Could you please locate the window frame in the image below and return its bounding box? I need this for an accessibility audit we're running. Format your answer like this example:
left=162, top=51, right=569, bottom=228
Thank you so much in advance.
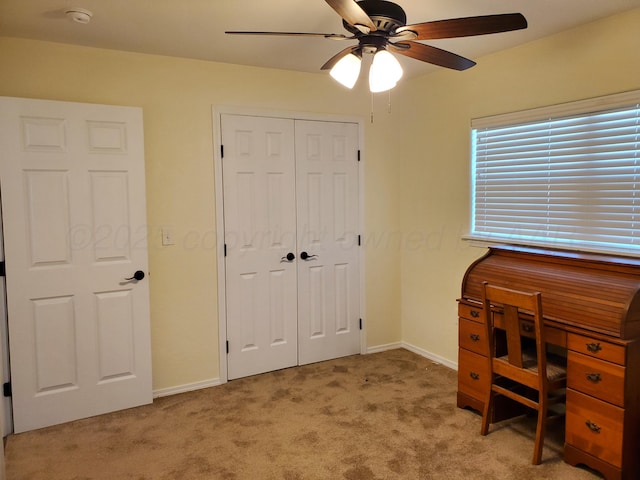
left=466, top=89, right=640, bottom=257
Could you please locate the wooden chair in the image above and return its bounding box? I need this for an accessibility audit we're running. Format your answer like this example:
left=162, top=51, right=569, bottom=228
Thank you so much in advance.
left=480, top=281, right=567, bottom=465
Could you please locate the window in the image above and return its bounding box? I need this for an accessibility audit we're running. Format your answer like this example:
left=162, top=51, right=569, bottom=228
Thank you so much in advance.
left=469, top=90, right=640, bottom=255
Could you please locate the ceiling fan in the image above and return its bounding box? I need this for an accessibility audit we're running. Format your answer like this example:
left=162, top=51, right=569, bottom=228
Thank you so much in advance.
left=226, top=0, right=527, bottom=91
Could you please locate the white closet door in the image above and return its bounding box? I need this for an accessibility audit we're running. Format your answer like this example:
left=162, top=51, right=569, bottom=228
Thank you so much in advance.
left=295, top=120, right=360, bottom=365
left=0, top=96, right=152, bottom=433
left=221, top=114, right=299, bottom=380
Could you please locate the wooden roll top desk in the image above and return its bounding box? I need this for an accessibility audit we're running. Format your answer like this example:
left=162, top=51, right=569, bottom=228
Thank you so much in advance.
left=457, top=246, right=640, bottom=480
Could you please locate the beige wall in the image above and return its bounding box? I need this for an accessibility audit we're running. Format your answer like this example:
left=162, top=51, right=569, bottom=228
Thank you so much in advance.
left=0, top=7, right=638, bottom=392
left=396, top=8, right=640, bottom=364
left=0, top=38, right=403, bottom=391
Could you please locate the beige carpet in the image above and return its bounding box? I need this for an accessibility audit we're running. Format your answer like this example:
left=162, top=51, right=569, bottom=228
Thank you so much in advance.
left=5, top=349, right=603, bottom=479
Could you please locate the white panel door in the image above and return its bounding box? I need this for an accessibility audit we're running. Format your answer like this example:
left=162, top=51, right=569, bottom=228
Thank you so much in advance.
left=295, top=120, right=360, bottom=365
left=0, top=97, right=152, bottom=433
left=221, top=114, right=298, bottom=380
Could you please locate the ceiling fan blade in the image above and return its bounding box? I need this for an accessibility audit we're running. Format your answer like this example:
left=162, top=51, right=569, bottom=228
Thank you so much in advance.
left=396, top=13, right=527, bottom=40
left=324, top=0, right=376, bottom=33
left=225, top=31, right=352, bottom=39
left=321, top=45, right=360, bottom=70
left=391, top=41, right=476, bottom=71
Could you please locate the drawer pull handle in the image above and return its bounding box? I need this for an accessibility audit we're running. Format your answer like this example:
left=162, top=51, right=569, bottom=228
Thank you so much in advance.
left=469, top=372, right=480, bottom=381
left=585, top=420, right=601, bottom=433
left=469, top=334, right=480, bottom=342
left=470, top=310, right=480, bottom=318
left=586, top=342, right=602, bottom=353
left=521, top=323, right=534, bottom=333
left=586, top=373, right=602, bottom=383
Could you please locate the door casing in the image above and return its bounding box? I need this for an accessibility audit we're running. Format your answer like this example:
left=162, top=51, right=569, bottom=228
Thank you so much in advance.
left=212, top=106, right=366, bottom=383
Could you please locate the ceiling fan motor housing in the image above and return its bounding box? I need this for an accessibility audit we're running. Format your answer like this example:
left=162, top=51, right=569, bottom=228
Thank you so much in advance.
left=343, top=0, right=407, bottom=34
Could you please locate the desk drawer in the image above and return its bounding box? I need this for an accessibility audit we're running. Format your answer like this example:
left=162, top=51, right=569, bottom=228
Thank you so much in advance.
left=458, top=348, right=488, bottom=402
left=565, top=389, right=624, bottom=468
left=567, top=333, right=625, bottom=365
left=459, top=303, right=483, bottom=323
left=516, top=319, right=567, bottom=348
left=567, top=351, right=625, bottom=407
left=459, top=318, right=487, bottom=355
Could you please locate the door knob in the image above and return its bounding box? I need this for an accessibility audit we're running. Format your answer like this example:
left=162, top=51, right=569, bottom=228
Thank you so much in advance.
left=125, top=270, right=145, bottom=281
left=300, top=251, right=318, bottom=260
left=281, top=252, right=295, bottom=262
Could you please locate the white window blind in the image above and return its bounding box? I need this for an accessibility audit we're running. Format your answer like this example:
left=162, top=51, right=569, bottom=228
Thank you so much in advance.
left=470, top=90, right=640, bottom=254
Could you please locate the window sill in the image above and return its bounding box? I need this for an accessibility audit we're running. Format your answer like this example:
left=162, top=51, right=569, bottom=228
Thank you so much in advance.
left=461, top=234, right=640, bottom=260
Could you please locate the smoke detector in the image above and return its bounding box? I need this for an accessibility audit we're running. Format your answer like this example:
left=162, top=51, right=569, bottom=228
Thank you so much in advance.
left=66, top=7, right=93, bottom=24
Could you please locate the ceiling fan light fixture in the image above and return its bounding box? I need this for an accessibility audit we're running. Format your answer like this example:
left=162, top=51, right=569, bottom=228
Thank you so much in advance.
left=330, top=53, right=362, bottom=89
left=368, top=49, right=403, bottom=93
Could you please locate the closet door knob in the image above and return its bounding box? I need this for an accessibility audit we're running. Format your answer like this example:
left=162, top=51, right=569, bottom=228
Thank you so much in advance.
left=281, top=253, right=295, bottom=262
left=300, top=251, right=318, bottom=260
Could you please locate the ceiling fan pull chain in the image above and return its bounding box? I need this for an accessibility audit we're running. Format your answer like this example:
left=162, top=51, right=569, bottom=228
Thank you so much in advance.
left=370, top=91, right=375, bottom=124
left=388, top=89, right=392, bottom=114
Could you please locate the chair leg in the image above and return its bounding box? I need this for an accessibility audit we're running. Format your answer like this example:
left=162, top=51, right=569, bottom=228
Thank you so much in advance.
left=532, top=402, right=548, bottom=465
left=480, top=389, right=493, bottom=436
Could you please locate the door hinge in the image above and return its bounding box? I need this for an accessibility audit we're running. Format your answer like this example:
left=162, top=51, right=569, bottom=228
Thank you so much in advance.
left=359, top=318, right=363, bottom=330
left=226, top=340, right=229, bottom=354
left=0, top=261, right=5, bottom=277
left=3, top=382, right=11, bottom=397
left=358, top=235, right=361, bottom=246
left=224, top=244, right=227, bottom=257
left=357, top=150, right=361, bottom=162
left=220, top=145, right=224, bottom=158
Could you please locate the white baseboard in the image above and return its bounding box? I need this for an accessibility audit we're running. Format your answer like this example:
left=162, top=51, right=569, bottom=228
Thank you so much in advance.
left=400, top=342, right=458, bottom=370
left=367, top=341, right=458, bottom=371
left=153, top=378, right=222, bottom=399
left=366, top=342, right=403, bottom=354
left=154, top=343, right=457, bottom=399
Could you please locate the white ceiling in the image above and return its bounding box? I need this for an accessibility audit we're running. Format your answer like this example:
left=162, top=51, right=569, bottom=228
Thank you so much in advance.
left=1, top=0, right=638, bottom=78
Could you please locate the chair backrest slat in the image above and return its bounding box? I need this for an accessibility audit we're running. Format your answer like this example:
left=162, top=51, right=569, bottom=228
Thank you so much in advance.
left=503, top=304, right=524, bottom=368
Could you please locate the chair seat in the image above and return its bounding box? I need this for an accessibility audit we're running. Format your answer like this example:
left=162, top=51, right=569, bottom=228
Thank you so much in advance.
left=496, top=349, right=567, bottom=382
